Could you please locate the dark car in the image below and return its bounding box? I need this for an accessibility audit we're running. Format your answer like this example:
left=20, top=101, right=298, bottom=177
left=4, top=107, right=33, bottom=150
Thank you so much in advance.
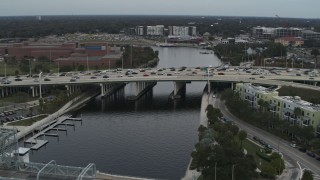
left=44, top=78, right=51, bottom=81
left=299, top=147, right=307, bottom=153
left=90, top=76, right=97, bottom=79
left=307, top=151, right=316, bottom=158
left=253, top=136, right=260, bottom=141
left=167, top=73, right=172, bottom=76
left=15, top=78, right=22, bottom=81
left=102, top=75, right=109, bottom=79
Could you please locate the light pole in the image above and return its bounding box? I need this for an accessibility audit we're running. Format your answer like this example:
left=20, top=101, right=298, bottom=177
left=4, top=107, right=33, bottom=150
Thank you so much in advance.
left=122, top=55, right=124, bottom=70
left=232, top=164, right=238, bottom=180
left=29, top=58, right=32, bottom=78
left=57, top=60, right=60, bottom=75
left=215, top=162, right=217, bottom=180
left=207, top=65, right=212, bottom=94
left=86, top=56, right=89, bottom=74
left=39, top=72, right=43, bottom=99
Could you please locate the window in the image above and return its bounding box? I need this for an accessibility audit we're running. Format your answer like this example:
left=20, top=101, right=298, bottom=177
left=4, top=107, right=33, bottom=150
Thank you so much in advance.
left=278, top=102, right=280, bottom=106
left=284, top=103, right=286, bottom=108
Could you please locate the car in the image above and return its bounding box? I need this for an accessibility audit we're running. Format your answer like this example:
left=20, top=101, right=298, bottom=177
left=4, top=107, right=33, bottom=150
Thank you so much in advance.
left=249, top=77, right=255, bottom=80
left=132, top=72, right=138, bottom=75
left=309, top=77, right=314, bottom=80
left=290, top=144, right=297, bottom=148
left=102, top=75, right=109, bottom=79
left=265, top=144, right=273, bottom=150
left=44, top=78, right=51, bottom=81
left=72, top=76, right=80, bottom=79
left=150, top=71, right=156, bottom=75
left=90, top=76, right=97, bottom=79
left=33, top=79, right=39, bottom=82
left=143, top=73, right=149, bottom=77
left=192, top=71, right=197, bottom=74
left=316, top=156, right=320, bottom=161
left=15, top=78, right=22, bottom=81
left=218, top=72, right=224, bottom=75
left=167, top=73, right=172, bottom=76
left=259, top=76, right=265, bottom=78
left=212, top=95, right=216, bottom=98
left=307, top=151, right=316, bottom=158
left=128, top=75, right=134, bottom=77
left=60, top=73, right=66, bottom=76
left=299, top=147, right=307, bottom=153
left=253, top=136, right=260, bottom=141
left=70, top=78, right=76, bottom=82
left=157, top=72, right=164, bottom=75
left=1, top=80, right=11, bottom=84
left=117, top=75, right=123, bottom=78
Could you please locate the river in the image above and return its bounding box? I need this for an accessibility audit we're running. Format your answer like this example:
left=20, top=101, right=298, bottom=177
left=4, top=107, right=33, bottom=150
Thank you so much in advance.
left=28, top=47, right=221, bottom=180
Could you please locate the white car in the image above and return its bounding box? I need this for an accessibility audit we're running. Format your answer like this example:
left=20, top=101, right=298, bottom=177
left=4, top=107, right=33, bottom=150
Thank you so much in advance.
left=212, top=95, right=216, bottom=98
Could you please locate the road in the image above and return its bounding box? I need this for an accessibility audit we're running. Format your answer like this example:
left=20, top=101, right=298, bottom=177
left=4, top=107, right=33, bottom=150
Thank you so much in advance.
left=216, top=97, right=320, bottom=178
left=1, top=67, right=320, bottom=92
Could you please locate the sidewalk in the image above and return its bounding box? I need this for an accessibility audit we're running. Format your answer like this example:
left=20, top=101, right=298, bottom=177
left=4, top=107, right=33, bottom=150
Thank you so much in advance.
left=181, top=91, right=215, bottom=180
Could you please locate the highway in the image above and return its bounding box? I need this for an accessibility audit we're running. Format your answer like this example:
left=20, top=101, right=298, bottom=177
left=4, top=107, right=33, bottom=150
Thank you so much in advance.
left=1, top=67, right=320, bottom=91
left=216, top=97, right=320, bottom=178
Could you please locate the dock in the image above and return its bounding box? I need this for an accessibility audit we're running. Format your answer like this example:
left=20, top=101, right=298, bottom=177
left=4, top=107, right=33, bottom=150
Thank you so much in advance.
left=24, top=114, right=82, bottom=150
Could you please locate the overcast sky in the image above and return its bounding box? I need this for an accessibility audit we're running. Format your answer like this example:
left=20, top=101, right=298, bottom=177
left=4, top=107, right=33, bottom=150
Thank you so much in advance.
left=0, top=0, right=319, bottom=18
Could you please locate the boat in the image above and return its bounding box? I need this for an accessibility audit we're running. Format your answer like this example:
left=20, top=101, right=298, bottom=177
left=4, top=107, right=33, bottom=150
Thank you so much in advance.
left=157, top=43, right=176, bottom=47
left=200, top=51, right=210, bottom=54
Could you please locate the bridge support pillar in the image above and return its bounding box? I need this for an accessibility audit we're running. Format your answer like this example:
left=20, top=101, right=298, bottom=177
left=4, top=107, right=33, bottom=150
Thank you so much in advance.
left=30, top=86, right=35, bottom=97
left=127, top=81, right=157, bottom=101
left=1, top=88, right=3, bottom=97
left=65, top=85, right=70, bottom=96
left=100, top=83, right=126, bottom=98
left=172, top=81, right=186, bottom=99
left=231, top=83, right=234, bottom=90
left=208, top=81, right=211, bottom=93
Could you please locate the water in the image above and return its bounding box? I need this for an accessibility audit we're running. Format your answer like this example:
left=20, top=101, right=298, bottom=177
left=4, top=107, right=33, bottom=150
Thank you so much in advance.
left=28, top=47, right=221, bottom=179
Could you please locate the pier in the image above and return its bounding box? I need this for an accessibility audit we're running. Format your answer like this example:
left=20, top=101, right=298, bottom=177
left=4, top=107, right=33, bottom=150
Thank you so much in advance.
left=24, top=115, right=82, bottom=150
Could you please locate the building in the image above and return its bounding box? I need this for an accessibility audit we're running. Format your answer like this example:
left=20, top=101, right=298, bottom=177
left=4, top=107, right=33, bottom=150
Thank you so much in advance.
left=252, top=27, right=302, bottom=39
left=0, top=42, right=76, bottom=60
left=302, top=30, right=320, bottom=40
left=136, top=26, right=145, bottom=36
left=271, top=96, right=320, bottom=128
left=168, top=26, right=197, bottom=37
left=274, top=37, right=304, bottom=47
left=235, top=83, right=320, bottom=134
left=235, top=83, right=279, bottom=108
left=146, top=25, right=164, bottom=36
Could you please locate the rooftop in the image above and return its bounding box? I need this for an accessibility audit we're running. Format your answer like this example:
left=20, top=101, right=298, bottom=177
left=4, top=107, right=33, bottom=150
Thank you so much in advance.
left=274, top=96, right=320, bottom=111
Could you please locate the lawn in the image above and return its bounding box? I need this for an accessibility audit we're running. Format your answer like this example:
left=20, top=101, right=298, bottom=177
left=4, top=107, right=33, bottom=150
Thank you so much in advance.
left=7, top=115, right=48, bottom=126
left=242, top=139, right=269, bottom=169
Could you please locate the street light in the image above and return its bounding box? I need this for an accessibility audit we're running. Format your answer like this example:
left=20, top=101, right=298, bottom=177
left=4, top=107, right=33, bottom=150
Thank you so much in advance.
left=28, top=58, right=32, bottom=78
left=207, top=65, right=212, bottom=94
left=232, top=164, right=238, bottom=180
left=39, top=72, right=42, bottom=99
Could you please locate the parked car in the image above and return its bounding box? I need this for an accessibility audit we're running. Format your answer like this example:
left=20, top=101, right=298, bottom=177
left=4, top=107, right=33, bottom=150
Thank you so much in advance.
left=307, top=151, right=316, bottom=158
left=299, top=147, right=307, bottom=153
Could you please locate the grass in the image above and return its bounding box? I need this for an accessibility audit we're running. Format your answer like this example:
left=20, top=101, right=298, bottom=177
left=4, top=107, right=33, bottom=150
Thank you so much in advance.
left=0, top=94, right=37, bottom=106
left=7, top=115, right=48, bottom=126
left=242, top=139, right=269, bottom=169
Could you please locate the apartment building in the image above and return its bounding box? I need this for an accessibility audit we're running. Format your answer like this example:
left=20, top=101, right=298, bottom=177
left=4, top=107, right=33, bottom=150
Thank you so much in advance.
left=235, top=83, right=278, bottom=108
left=235, top=83, right=320, bottom=134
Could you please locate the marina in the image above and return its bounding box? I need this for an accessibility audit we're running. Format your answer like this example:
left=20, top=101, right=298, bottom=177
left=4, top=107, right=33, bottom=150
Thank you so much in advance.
left=24, top=115, right=82, bottom=150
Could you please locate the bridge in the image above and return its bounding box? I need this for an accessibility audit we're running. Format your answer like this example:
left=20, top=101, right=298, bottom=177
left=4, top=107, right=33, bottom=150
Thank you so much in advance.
left=1, top=67, right=319, bottom=100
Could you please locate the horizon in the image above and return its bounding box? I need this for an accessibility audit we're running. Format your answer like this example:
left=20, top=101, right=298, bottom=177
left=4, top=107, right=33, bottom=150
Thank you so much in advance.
left=1, top=0, right=319, bottom=19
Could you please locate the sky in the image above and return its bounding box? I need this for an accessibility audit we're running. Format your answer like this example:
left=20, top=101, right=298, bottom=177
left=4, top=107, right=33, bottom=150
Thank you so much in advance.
left=0, top=0, right=319, bottom=18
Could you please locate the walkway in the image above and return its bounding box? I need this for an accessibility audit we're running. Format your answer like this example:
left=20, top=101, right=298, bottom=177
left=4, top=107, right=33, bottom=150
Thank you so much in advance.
left=181, top=89, right=217, bottom=180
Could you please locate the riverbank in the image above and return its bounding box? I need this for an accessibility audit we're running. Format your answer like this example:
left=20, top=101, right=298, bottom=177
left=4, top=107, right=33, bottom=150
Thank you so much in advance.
left=181, top=88, right=217, bottom=180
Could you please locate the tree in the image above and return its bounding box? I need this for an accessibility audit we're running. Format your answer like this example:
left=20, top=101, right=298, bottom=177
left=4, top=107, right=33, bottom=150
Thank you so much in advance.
left=78, top=65, right=85, bottom=71
left=294, top=107, right=302, bottom=117
left=230, top=125, right=239, bottom=136
left=311, top=49, right=319, bottom=69
left=238, top=130, right=247, bottom=148
left=270, top=158, right=285, bottom=175
left=302, top=170, right=314, bottom=180
left=60, top=65, right=72, bottom=72
left=261, top=164, right=277, bottom=178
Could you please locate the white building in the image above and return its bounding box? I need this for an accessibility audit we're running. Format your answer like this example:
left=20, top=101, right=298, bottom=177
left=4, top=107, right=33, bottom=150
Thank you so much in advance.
left=146, top=25, right=164, bottom=36
left=168, top=26, right=196, bottom=37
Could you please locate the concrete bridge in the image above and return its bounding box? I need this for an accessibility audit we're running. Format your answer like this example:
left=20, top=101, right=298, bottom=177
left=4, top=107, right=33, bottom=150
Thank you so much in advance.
left=1, top=67, right=320, bottom=100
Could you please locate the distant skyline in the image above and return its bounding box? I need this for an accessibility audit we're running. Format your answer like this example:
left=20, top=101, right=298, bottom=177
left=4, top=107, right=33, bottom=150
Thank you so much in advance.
left=0, top=0, right=319, bottom=18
